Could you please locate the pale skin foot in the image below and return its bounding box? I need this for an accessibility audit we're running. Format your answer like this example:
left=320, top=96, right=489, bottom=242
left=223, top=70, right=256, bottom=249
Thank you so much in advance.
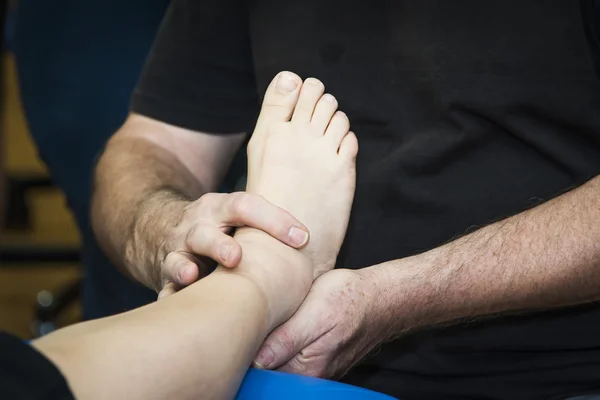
left=244, top=72, right=358, bottom=273
left=219, top=72, right=358, bottom=329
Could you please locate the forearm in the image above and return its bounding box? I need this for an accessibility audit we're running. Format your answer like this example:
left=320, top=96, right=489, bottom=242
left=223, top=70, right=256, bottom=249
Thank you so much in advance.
left=368, top=176, right=600, bottom=336
left=92, top=117, right=205, bottom=287
left=33, top=232, right=310, bottom=400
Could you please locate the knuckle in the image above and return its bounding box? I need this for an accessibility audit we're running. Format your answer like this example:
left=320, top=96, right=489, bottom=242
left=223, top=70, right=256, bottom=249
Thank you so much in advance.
left=199, top=192, right=217, bottom=204
left=195, top=193, right=221, bottom=216
left=185, top=224, right=198, bottom=244
left=194, top=194, right=211, bottom=210
left=309, top=356, right=332, bottom=378
left=266, top=220, right=283, bottom=236
left=186, top=223, right=207, bottom=246
left=163, top=251, right=179, bottom=266
left=231, top=192, right=257, bottom=216
left=289, top=357, right=309, bottom=374
left=266, top=218, right=288, bottom=237
left=277, top=330, right=297, bottom=356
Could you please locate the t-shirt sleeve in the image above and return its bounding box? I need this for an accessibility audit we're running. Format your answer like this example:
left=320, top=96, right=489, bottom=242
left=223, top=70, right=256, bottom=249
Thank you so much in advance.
left=0, top=332, right=74, bottom=400
left=130, top=0, right=260, bottom=134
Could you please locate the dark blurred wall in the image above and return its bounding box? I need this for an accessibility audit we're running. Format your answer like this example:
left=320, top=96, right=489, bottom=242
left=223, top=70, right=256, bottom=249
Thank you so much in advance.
left=13, top=0, right=169, bottom=319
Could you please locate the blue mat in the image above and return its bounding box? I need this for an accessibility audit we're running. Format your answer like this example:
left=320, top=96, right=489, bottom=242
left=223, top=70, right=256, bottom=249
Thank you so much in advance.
left=237, top=368, right=397, bottom=400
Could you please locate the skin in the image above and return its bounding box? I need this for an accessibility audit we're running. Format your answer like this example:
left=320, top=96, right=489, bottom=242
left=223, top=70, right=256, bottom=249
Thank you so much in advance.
left=34, top=240, right=308, bottom=400
left=92, top=114, right=310, bottom=294
left=35, top=72, right=358, bottom=399
left=254, top=175, right=600, bottom=379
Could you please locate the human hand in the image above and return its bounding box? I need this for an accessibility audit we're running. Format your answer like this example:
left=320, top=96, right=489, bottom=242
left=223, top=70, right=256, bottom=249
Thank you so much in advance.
left=157, top=192, right=309, bottom=298
left=253, top=268, right=385, bottom=379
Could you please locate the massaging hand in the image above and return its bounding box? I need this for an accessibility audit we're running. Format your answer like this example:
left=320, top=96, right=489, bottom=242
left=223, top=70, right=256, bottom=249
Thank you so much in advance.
left=158, top=192, right=309, bottom=298
left=253, top=268, right=383, bottom=379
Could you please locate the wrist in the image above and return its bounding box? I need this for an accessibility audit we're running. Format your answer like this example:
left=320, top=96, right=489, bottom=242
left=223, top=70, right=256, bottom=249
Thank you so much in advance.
left=354, top=264, right=398, bottom=339
left=358, top=252, right=440, bottom=338
left=368, top=244, right=487, bottom=338
left=125, top=189, right=191, bottom=290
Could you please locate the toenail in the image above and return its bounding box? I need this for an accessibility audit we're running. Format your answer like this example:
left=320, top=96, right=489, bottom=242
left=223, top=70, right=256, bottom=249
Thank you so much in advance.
left=305, top=78, right=322, bottom=87
left=276, top=73, right=299, bottom=93
left=323, top=93, right=336, bottom=103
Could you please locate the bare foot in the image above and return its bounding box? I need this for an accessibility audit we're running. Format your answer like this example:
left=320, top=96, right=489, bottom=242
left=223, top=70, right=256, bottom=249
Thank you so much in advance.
left=244, top=72, right=358, bottom=278
left=215, top=72, right=358, bottom=330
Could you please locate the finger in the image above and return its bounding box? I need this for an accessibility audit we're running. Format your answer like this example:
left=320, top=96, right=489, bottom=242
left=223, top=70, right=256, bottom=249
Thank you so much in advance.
left=277, top=354, right=313, bottom=375
left=253, top=311, right=322, bottom=369
left=157, top=281, right=179, bottom=300
left=277, top=351, right=329, bottom=378
left=185, top=224, right=243, bottom=268
left=217, top=192, right=310, bottom=248
left=162, top=251, right=201, bottom=286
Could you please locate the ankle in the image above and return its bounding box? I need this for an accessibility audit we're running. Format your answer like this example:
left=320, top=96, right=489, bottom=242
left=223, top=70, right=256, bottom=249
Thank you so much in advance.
left=230, top=227, right=313, bottom=329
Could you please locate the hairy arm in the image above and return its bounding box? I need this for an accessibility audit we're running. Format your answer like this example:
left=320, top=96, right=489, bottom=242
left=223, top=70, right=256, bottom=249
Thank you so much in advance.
left=366, top=176, right=600, bottom=336
left=92, top=113, right=246, bottom=287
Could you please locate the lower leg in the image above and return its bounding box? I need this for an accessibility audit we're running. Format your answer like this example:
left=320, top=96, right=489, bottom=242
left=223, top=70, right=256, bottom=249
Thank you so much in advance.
left=33, top=237, right=306, bottom=400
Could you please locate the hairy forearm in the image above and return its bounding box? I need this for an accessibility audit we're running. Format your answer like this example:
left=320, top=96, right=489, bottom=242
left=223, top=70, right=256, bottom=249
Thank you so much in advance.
left=368, top=176, right=600, bottom=337
left=91, top=119, right=204, bottom=286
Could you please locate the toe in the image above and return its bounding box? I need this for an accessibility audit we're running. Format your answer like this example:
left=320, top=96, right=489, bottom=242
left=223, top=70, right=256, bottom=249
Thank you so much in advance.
left=257, top=71, right=302, bottom=125
left=291, top=78, right=325, bottom=123
left=338, top=131, right=359, bottom=160
left=325, top=111, right=350, bottom=147
left=311, top=94, right=338, bottom=134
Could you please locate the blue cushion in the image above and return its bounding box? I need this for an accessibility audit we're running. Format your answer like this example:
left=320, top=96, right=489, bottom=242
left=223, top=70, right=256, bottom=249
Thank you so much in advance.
left=237, top=368, right=397, bottom=400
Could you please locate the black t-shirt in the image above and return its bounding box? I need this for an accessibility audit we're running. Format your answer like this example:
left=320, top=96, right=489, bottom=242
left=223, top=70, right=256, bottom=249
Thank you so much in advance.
left=131, top=1, right=600, bottom=399
left=0, top=332, right=74, bottom=399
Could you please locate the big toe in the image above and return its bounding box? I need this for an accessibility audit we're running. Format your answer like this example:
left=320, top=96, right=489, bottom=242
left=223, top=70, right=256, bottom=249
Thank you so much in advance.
left=257, top=71, right=303, bottom=125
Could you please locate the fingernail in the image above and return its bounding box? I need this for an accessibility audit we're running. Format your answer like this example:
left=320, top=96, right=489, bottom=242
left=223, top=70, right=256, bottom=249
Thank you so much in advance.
left=178, top=265, right=192, bottom=282
left=254, top=346, right=275, bottom=369
left=288, top=226, right=309, bottom=247
left=276, top=72, right=298, bottom=93
left=220, top=244, right=232, bottom=263
left=182, top=265, right=194, bottom=280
